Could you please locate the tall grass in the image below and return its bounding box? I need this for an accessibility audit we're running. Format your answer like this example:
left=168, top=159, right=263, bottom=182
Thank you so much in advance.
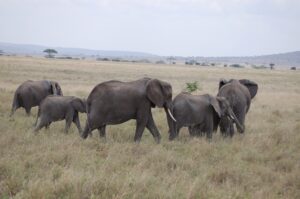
left=0, top=56, right=299, bottom=198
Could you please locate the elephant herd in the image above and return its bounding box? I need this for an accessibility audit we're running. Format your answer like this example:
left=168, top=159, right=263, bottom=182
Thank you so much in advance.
left=10, top=78, right=258, bottom=143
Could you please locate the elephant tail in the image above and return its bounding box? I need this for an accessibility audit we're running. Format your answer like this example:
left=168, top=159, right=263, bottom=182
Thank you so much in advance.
left=10, top=92, right=20, bottom=116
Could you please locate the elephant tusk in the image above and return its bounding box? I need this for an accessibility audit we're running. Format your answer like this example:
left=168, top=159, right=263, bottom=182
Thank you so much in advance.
left=168, top=109, right=177, bottom=122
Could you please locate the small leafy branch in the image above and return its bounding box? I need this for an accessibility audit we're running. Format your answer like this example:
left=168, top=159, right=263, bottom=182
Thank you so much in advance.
left=185, top=81, right=199, bottom=93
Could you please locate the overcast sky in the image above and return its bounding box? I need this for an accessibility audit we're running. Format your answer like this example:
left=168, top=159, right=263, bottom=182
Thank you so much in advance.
left=0, top=0, right=299, bottom=56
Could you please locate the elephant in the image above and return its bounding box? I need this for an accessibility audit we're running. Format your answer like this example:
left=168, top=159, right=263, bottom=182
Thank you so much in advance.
left=217, top=79, right=258, bottom=137
left=168, top=93, right=244, bottom=140
left=34, top=96, right=86, bottom=133
left=81, top=78, right=176, bottom=143
left=10, top=80, right=63, bottom=116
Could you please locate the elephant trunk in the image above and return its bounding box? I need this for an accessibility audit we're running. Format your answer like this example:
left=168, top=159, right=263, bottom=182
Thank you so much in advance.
left=229, top=109, right=244, bottom=133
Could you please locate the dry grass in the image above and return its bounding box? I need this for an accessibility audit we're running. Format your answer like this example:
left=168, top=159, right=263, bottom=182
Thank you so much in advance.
left=0, top=56, right=299, bottom=198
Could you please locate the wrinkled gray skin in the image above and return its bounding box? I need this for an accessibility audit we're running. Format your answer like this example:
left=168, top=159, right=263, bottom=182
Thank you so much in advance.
left=218, top=79, right=258, bottom=137
left=10, top=80, right=63, bottom=116
left=81, top=78, right=175, bottom=143
left=34, top=96, right=86, bottom=133
left=168, top=93, right=244, bottom=140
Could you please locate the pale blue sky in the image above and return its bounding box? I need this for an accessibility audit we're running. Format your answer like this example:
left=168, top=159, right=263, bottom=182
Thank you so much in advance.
left=0, top=0, right=299, bottom=56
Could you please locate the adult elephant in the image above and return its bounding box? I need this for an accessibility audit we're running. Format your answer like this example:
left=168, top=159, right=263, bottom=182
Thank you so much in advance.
left=218, top=79, right=258, bottom=137
left=81, top=78, right=176, bottom=143
left=10, top=80, right=63, bottom=116
left=34, top=96, right=86, bottom=133
left=168, top=93, right=243, bottom=140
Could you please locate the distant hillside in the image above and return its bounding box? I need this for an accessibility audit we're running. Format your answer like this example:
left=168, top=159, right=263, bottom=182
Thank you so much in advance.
left=189, top=51, right=300, bottom=67
left=0, top=42, right=299, bottom=67
left=0, top=42, right=158, bottom=59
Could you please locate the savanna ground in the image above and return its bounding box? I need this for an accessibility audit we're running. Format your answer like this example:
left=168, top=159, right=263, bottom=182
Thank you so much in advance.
left=0, top=56, right=299, bottom=199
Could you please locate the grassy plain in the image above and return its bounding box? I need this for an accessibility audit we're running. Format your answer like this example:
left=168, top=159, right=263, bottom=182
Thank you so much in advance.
left=0, top=56, right=299, bottom=198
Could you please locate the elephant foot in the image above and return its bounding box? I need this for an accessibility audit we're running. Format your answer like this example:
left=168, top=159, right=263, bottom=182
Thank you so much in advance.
left=154, top=136, right=161, bottom=144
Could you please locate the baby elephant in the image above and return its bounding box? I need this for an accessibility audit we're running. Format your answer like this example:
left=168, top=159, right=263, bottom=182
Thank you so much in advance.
left=168, top=93, right=244, bottom=140
left=34, top=96, right=86, bottom=133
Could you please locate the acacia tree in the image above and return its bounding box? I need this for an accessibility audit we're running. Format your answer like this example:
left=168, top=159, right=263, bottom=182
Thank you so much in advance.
left=43, top=49, right=57, bottom=58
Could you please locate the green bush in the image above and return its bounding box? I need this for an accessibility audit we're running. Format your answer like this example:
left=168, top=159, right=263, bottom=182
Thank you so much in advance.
left=185, top=81, right=199, bottom=93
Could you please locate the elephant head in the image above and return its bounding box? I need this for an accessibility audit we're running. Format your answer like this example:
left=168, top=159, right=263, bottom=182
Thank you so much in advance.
left=219, top=79, right=258, bottom=99
left=71, top=98, right=86, bottom=113
left=210, top=96, right=244, bottom=132
left=146, top=79, right=176, bottom=122
left=50, top=81, right=63, bottom=96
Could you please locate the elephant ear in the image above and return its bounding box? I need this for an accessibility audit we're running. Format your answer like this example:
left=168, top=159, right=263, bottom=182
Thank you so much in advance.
left=219, top=79, right=229, bottom=90
left=50, top=81, right=58, bottom=95
left=239, top=79, right=258, bottom=99
left=210, top=96, right=223, bottom=118
left=55, top=82, right=63, bottom=96
left=146, top=79, right=164, bottom=108
left=71, top=98, right=86, bottom=113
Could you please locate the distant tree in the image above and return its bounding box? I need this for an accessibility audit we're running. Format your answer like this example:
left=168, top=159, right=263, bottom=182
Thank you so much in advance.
left=290, top=67, right=296, bottom=70
left=0, top=50, right=3, bottom=55
left=43, top=49, right=57, bottom=58
left=185, top=60, right=195, bottom=65
left=167, top=56, right=176, bottom=64
left=269, top=63, right=275, bottom=70
left=156, top=60, right=166, bottom=64
left=224, top=64, right=228, bottom=67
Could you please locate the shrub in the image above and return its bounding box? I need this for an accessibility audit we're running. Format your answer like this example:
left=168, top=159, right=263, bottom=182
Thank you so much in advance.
left=230, top=64, right=244, bottom=68
left=185, top=81, right=199, bottom=93
left=252, top=65, right=268, bottom=69
left=155, top=60, right=166, bottom=64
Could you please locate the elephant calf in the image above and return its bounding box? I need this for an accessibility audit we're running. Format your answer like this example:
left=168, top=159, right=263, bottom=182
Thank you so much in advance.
left=168, top=93, right=244, bottom=140
left=34, top=96, right=86, bottom=133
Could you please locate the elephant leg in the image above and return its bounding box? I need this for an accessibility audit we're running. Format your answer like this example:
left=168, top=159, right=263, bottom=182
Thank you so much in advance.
left=64, top=119, right=72, bottom=134
left=72, top=112, right=82, bottom=134
left=34, top=117, right=46, bottom=132
left=10, top=105, right=19, bottom=117
left=45, top=122, right=51, bottom=129
left=145, top=114, right=161, bottom=144
left=25, top=107, right=31, bottom=116
left=189, top=125, right=201, bottom=137
left=82, top=120, right=93, bottom=139
left=205, top=124, right=213, bottom=140
left=170, top=122, right=183, bottom=140
left=188, top=126, right=195, bottom=137
left=134, top=121, right=147, bottom=143
left=229, top=123, right=234, bottom=137
left=134, top=110, right=148, bottom=143
left=65, top=110, right=75, bottom=133
left=98, top=125, right=106, bottom=138
left=220, top=117, right=230, bottom=137
left=235, top=110, right=246, bottom=134
left=169, top=121, right=179, bottom=140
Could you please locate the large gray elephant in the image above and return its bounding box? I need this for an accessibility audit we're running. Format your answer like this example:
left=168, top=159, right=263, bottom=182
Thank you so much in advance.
left=81, top=78, right=176, bottom=143
left=217, top=79, right=258, bottom=137
left=10, top=80, right=63, bottom=116
left=168, top=93, right=243, bottom=140
left=34, top=96, right=86, bottom=133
